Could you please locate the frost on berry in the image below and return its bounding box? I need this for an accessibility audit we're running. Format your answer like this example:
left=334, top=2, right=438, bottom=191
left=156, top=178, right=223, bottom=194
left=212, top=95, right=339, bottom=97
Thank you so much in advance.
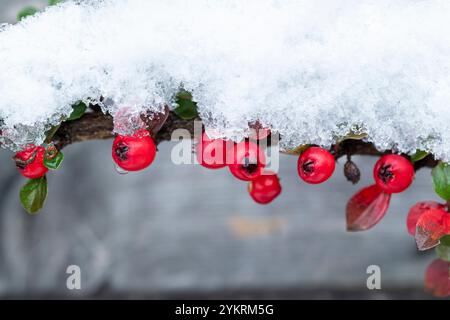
left=415, top=209, right=449, bottom=251
left=424, top=259, right=450, bottom=298
left=113, top=107, right=147, bottom=136
left=346, top=184, right=391, bottom=231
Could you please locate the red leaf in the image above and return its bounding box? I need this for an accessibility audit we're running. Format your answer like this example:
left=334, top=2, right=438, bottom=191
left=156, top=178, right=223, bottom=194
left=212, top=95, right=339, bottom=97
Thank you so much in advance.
left=407, top=201, right=445, bottom=236
left=424, top=259, right=450, bottom=298
left=346, top=184, right=391, bottom=231
left=415, top=209, right=449, bottom=251
left=142, top=105, right=170, bottom=136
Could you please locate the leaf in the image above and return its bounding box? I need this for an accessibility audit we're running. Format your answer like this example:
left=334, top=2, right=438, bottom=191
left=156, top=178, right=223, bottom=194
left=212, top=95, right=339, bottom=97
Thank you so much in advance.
left=141, top=105, right=170, bottom=135
left=48, top=0, right=62, bottom=5
left=173, top=91, right=198, bottom=120
left=432, top=162, right=450, bottom=200
left=436, top=235, right=450, bottom=262
left=45, top=124, right=61, bottom=144
left=67, top=102, right=87, bottom=121
left=44, top=150, right=64, bottom=170
left=346, top=184, right=391, bottom=231
left=283, top=144, right=310, bottom=155
left=410, top=150, right=428, bottom=163
left=415, top=209, right=448, bottom=251
left=424, top=259, right=450, bottom=298
left=406, top=201, right=445, bottom=236
left=339, top=132, right=368, bottom=142
left=17, top=6, right=38, bottom=21
left=19, top=176, right=48, bottom=214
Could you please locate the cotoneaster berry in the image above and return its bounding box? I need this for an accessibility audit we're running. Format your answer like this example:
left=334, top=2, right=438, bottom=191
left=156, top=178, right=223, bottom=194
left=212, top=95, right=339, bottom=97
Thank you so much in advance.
left=373, top=154, right=414, bottom=194
left=14, top=145, right=48, bottom=179
left=425, top=259, right=450, bottom=298
left=297, top=147, right=335, bottom=184
left=229, top=141, right=266, bottom=181
left=196, top=132, right=228, bottom=169
left=248, top=172, right=282, bottom=204
left=112, top=129, right=156, bottom=171
left=407, top=201, right=446, bottom=236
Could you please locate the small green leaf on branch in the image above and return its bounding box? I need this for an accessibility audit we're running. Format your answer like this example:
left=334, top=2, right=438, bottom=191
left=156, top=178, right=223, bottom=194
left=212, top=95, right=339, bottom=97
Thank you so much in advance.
left=43, top=145, right=64, bottom=170
left=17, top=6, right=38, bottom=21
left=436, top=235, right=450, bottom=262
left=19, top=176, right=48, bottom=214
left=173, top=91, right=198, bottom=120
left=68, top=101, right=87, bottom=121
left=432, top=162, right=450, bottom=200
left=48, top=0, right=62, bottom=5
left=411, top=150, right=428, bottom=163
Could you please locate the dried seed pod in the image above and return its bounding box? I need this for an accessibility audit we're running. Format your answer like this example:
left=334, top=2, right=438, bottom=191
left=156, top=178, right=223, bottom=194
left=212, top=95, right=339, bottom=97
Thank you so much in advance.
left=344, top=158, right=361, bottom=184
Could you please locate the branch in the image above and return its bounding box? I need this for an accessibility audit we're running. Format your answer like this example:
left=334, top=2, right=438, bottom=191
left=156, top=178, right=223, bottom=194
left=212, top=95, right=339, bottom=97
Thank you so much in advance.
left=51, top=109, right=438, bottom=170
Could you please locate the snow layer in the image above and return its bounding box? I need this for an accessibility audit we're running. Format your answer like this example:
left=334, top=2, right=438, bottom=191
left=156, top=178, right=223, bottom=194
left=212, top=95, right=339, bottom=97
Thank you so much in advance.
left=1, top=0, right=450, bottom=160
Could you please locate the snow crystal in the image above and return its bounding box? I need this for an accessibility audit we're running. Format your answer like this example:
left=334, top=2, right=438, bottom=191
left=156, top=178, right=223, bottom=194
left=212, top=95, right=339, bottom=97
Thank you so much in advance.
left=1, top=0, right=450, bottom=160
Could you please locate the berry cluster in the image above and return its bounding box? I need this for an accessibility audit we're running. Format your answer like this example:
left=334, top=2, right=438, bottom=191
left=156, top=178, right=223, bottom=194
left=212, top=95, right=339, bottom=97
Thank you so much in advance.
left=197, top=131, right=282, bottom=205
left=109, top=127, right=340, bottom=204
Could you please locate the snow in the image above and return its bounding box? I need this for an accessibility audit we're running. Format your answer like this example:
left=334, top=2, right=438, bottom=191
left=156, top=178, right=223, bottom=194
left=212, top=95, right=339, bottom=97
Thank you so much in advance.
left=1, top=0, right=450, bottom=161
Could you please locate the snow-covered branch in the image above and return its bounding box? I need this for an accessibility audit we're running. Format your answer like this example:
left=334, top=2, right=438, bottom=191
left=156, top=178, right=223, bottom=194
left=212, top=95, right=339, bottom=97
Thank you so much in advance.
left=2, top=0, right=450, bottom=163
left=49, top=108, right=438, bottom=171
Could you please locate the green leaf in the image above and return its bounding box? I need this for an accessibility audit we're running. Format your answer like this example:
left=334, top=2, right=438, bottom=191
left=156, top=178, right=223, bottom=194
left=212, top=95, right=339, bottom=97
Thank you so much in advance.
left=173, top=91, right=198, bottom=120
left=67, top=102, right=87, bottom=121
left=48, top=0, right=62, bottom=5
left=432, top=162, right=450, bottom=200
left=17, top=6, right=38, bottom=21
left=340, top=132, right=368, bottom=142
left=45, top=124, right=61, bottom=144
left=283, top=144, right=310, bottom=155
left=411, top=150, right=428, bottom=163
left=435, top=235, right=450, bottom=262
left=19, top=177, right=48, bottom=214
left=44, top=151, right=64, bottom=170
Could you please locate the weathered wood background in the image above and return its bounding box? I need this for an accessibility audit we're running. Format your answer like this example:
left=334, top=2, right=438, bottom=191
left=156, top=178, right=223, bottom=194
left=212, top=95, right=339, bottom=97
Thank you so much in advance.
left=0, top=0, right=441, bottom=299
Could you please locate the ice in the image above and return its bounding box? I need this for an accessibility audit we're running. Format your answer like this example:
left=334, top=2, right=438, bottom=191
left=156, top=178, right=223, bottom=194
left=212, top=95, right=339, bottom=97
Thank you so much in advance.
left=1, top=0, right=450, bottom=161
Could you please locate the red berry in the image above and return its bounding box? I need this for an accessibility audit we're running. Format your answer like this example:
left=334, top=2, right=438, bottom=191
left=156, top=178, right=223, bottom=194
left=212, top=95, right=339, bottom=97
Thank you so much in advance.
left=196, top=132, right=228, bottom=169
left=425, top=259, right=450, bottom=298
left=112, top=129, right=156, bottom=171
left=373, top=154, right=414, bottom=194
left=407, top=201, right=445, bottom=236
left=248, top=172, right=282, bottom=204
left=229, top=141, right=266, bottom=181
left=14, top=145, right=48, bottom=179
left=297, top=147, right=335, bottom=184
